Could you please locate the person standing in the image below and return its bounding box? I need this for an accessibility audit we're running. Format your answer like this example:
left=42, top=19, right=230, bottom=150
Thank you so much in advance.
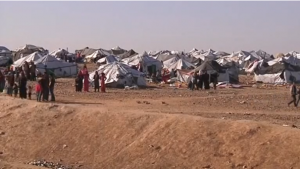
left=100, top=72, right=107, bottom=93
left=35, top=80, right=42, bottom=102
left=27, top=85, right=32, bottom=100
left=8, top=71, right=15, bottom=96
left=23, top=61, right=30, bottom=80
left=297, top=88, right=300, bottom=106
left=288, top=82, right=297, bottom=107
left=75, top=75, right=80, bottom=92
left=19, top=71, right=27, bottom=99
left=197, top=71, right=203, bottom=90
left=49, top=74, right=55, bottom=102
left=0, top=71, right=5, bottom=92
left=30, top=61, right=36, bottom=81
left=192, top=73, right=198, bottom=90
left=210, top=72, right=218, bottom=90
left=202, top=71, right=210, bottom=90
left=42, top=72, right=50, bottom=101
left=13, top=83, right=18, bottom=98
left=188, top=74, right=194, bottom=90
left=81, top=64, right=89, bottom=92
left=93, top=71, right=100, bottom=92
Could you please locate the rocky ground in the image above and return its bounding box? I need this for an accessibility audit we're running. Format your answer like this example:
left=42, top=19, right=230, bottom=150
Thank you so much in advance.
left=0, top=63, right=300, bottom=169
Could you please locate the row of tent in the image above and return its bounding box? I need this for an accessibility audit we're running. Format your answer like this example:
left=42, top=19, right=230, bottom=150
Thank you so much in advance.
left=11, top=52, right=77, bottom=77
left=1, top=44, right=300, bottom=85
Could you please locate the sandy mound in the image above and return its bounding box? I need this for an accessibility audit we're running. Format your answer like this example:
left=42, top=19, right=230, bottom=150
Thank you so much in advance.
left=0, top=97, right=300, bottom=169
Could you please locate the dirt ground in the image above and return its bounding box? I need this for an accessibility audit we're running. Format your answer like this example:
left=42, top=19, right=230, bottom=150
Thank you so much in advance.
left=1, top=64, right=300, bottom=169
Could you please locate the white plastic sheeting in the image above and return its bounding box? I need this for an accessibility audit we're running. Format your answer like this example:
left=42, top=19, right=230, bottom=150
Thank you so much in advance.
left=163, top=56, right=195, bottom=71
left=34, top=55, right=78, bottom=77
left=89, top=62, right=146, bottom=87
left=85, top=50, right=110, bottom=59
left=122, top=52, right=162, bottom=71
left=12, top=52, right=42, bottom=68
left=254, top=71, right=300, bottom=84
left=97, top=55, right=119, bottom=65
left=49, top=49, right=69, bottom=58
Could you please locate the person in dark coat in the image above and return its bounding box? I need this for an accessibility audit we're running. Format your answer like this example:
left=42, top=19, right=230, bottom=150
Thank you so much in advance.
left=202, top=71, right=210, bottom=90
left=210, top=72, right=218, bottom=90
left=23, top=61, right=30, bottom=80
left=78, top=71, right=83, bottom=92
left=288, top=82, right=297, bottom=107
left=297, top=87, right=300, bottom=106
left=0, top=71, right=5, bottom=92
left=75, top=75, right=80, bottom=92
left=42, top=72, right=50, bottom=101
left=93, top=71, right=100, bottom=92
left=9, top=70, right=15, bottom=96
left=18, top=71, right=27, bottom=99
left=192, top=73, right=198, bottom=91
left=197, top=71, right=203, bottom=90
left=49, top=74, right=55, bottom=101
left=29, top=61, right=36, bottom=81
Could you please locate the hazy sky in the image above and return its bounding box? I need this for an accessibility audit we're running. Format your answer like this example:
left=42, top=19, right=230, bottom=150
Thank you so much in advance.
left=1, top=1, right=300, bottom=54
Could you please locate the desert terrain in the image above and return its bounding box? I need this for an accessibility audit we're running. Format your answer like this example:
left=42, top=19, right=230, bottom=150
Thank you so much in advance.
left=0, top=64, right=300, bottom=169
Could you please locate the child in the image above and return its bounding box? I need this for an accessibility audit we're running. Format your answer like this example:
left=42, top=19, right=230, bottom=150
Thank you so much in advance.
left=35, top=81, right=42, bottom=102
left=13, top=83, right=18, bottom=98
left=28, top=85, right=32, bottom=100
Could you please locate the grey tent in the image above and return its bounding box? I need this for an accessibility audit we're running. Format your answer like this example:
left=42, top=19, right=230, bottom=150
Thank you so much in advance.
left=192, top=60, right=225, bottom=73
left=118, top=49, right=138, bottom=59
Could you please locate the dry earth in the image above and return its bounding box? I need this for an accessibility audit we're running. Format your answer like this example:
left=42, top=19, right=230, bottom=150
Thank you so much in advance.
left=0, top=64, right=300, bottom=169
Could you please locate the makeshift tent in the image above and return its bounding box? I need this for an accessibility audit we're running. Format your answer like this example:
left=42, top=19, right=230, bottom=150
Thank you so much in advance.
left=193, top=50, right=217, bottom=61
left=213, top=51, right=229, bottom=56
left=12, top=52, right=42, bottom=68
left=85, top=49, right=111, bottom=62
left=89, top=62, right=146, bottom=87
left=34, top=55, right=78, bottom=77
left=148, top=50, right=173, bottom=57
left=216, top=58, right=239, bottom=83
left=13, top=44, right=47, bottom=61
left=111, top=46, right=127, bottom=55
left=122, top=52, right=162, bottom=74
left=163, top=56, right=195, bottom=71
left=118, top=49, right=138, bottom=59
left=176, top=69, right=192, bottom=83
left=49, top=49, right=69, bottom=58
left=249, top=56, right=300, bottom=84
left=97, top=55, right=119, bottom=65
left=75, top=47, right=98, bottom=57
left=191, top=60, right=230, bottom=82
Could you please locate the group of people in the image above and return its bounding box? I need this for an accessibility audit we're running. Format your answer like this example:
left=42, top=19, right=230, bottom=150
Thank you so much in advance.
left=188, top=71, right=218, bottom=90
left=75, top=64, right=107, bottom=92
left=0, top=62, right=56, bottom=102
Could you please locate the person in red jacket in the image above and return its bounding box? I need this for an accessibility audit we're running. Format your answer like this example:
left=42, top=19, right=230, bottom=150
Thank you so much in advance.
left=35, top=80, right=42, bottom=102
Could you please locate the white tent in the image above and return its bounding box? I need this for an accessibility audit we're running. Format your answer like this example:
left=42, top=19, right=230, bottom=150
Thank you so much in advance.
left=122, top=52, right=162, bottom=73
left=34, top=55, right=78, bottom=77
left=85, top=49, right=111, bottom=62
left=49, top=49, right=69, bottom=58
left=85, top=50, right=101, bottom=59
left=163, top=56, right=195, bottom=71
left=248, top=56, right=300, bottom=84
left=12, top=52, right=42, bottom=68
left=97, top=55, right=119, bottom=65
left=89, top=62, right=146, bottom=87
left=193, top=50, right=217, bottom=61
